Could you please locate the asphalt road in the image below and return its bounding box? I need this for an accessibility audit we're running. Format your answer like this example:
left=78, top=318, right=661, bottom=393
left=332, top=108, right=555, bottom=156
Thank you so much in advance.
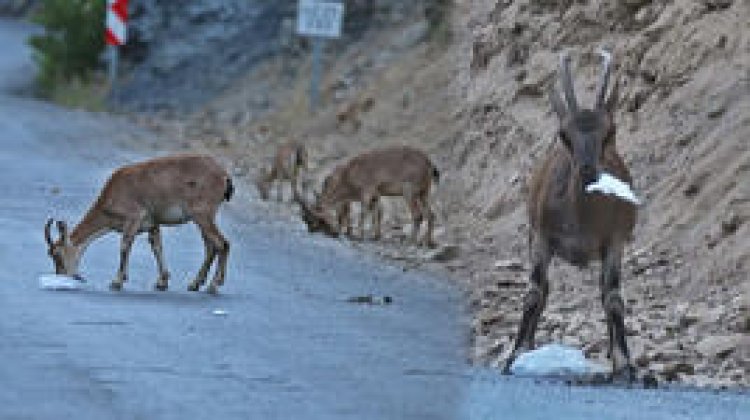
left=0, top=19, right=469, bottom=420
left=1, top=18, right=748, bottom=420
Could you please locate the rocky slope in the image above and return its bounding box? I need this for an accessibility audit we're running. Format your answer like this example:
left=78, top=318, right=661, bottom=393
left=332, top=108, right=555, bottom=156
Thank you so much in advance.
left=112, top=0, right=426, bottom=113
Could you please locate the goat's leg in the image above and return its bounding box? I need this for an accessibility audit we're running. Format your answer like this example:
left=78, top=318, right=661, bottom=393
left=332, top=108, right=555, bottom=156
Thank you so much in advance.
left=417, top=191, right=436, bottom=248
left=601, top=243, right=635, bottom=381
left=338, top=203, right=352, bottom=237
left=276, top=179, right=283, bottom=202
left=110, top=219, right=140, bottom=291
left=188, top=232, right=216, bottom=291
left=193, top=215, right=229, bottom=294
left=345, top=204, right=353, bottom=237
left=358, top=200, right=367, bottom=241
left=403, top=186, right=423, bottom=245
left=359, top=191, right=377, bottom=240
left=370, top=198, right=382, bottom=241
left=290, top=174, right=301, bottom=204
left=148, top=227, right=170, bottom=291
left=503, top=234, right=550, bottom=373
left=599, top=261, right=613, bottom=360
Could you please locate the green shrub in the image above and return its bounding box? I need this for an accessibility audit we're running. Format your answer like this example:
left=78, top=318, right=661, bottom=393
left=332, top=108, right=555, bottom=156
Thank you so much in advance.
left=28, top=0, right=106, bottom=96
left=425, top=0, right=452, bottom=43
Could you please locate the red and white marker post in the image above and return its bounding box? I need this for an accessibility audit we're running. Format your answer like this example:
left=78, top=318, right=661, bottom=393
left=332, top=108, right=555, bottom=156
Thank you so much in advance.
left=105, top=0, right=128, bottom=85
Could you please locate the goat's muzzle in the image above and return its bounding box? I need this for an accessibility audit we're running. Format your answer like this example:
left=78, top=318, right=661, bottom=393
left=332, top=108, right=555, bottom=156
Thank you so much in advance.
left=580, top=164, right=599, bottom=187
left=296, top=195, right=340, bottom=238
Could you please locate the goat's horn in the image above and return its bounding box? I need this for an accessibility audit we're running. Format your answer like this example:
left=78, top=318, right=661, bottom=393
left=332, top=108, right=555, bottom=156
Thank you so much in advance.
left=44, top=218, right=54, bottom=247
left=595, top=48, right=613, bottom=109
left=56, top=220, right=68, bottom=239
left=559, top=52, right=578, bottom=114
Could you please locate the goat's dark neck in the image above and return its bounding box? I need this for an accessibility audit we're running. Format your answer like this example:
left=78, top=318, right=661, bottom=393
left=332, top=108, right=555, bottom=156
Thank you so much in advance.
left=568, top=167, right=599, bottom=228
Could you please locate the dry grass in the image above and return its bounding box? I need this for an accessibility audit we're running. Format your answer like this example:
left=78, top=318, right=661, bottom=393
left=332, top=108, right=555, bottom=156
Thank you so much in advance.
left=49, top=76, right=109, bottom=112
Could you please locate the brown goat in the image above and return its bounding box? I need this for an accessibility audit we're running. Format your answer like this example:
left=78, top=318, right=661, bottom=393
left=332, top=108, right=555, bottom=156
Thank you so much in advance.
left=256, top=142, right=308, bottom=201
left=335, top=96, right=374, bottom=133
left=44, top=154, right=233, bottom=294
left=504, top=50, right=638, bottom=380
left=297, top=146, right=439, bottom=246
left=321, top=164, right=358, bottom=238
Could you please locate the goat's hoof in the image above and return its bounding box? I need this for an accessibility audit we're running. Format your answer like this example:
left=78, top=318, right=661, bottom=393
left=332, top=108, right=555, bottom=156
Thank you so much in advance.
left=109, top=282, right=123, bottom=291
left=187, top=282, right=200, bottom=292
left=501, top=355, right=516, bottom=375
left=154, top=283, right=168, bottom=292
left=501, top=361, right=514, bottom=375
left=611, top=365, right=636, bottom=384
left=206, top=284, right=219, bottom=295
left=642, top=373, right=659, bottom=389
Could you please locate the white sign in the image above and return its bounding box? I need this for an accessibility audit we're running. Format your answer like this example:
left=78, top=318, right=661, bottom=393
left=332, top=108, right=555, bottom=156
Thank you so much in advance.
left=297, top=1, right=344, bottom=38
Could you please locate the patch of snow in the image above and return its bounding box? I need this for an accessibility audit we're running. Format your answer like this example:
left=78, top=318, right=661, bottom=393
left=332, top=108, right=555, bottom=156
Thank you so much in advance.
left=38, top=274, right=83, bottom=291
left=511, top=343, right=608, bottom=377
left=585, top=173, right=641, bottom=205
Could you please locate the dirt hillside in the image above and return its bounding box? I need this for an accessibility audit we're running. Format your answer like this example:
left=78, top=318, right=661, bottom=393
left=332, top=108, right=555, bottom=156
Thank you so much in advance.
left=459, top=0, right=749, bottom=387
left=134, top=0, right=748, bottom=388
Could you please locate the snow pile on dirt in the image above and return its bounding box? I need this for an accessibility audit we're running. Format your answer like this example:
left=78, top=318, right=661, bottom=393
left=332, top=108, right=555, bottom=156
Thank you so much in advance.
left=511, top=344, right=607, bottom=377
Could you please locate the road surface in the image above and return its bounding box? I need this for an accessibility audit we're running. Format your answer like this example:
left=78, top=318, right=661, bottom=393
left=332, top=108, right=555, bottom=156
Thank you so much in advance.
left=0, top=18, right=747, bottom=420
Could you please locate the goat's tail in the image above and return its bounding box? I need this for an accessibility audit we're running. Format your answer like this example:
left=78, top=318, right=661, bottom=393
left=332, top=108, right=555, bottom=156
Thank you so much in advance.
left=224, top=177, right=235, bottom=201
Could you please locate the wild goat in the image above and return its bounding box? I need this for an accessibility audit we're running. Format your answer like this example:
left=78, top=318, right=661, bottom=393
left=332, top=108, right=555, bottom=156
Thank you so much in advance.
left=321, top=164, right=357, bottom=238
left=335, top=96, right=374, bottom=133
left=256, top=142, right=308, bottom=201
left=297, top=146, right=439, bottom=246
left=44, top=154, right=234, bottom=294
left=503, top=50, right=638, bottom=380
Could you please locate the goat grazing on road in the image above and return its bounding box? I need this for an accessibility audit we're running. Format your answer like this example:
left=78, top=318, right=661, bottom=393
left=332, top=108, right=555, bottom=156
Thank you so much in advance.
left=504, top=50, right=638, bottom=380
left=321, top=164, right=358, bottom=238
left=44, top=154, right=234, bottom=294
left=297, top=146, right=439, bottom=247
left=256, top=142, right=308, bottom=201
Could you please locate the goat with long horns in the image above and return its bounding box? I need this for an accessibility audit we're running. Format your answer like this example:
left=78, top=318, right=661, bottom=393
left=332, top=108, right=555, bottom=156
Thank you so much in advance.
left=504, top=49, right=638, bottom=381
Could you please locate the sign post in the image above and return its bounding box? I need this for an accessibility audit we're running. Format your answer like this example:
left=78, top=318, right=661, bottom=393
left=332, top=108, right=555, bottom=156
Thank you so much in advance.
left=105, top=0, right=128, bottom=86
left=296, top=0, right=344, bottom=111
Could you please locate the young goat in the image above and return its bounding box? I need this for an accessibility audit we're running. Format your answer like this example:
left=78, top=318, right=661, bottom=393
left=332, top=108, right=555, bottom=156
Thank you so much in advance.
left=504, top=50, right=638, bottom=380
left=44, top=154, right=233, bottom=294
left=256, top=142, right=308, bottom=201
left=297, top=146, right=439, bottom=246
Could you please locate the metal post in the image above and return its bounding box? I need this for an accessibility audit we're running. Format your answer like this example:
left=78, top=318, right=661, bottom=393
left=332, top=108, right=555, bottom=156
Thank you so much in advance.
left=309, top=36, right=324, bottom=111
left=108, top=44, right=118, bottom=87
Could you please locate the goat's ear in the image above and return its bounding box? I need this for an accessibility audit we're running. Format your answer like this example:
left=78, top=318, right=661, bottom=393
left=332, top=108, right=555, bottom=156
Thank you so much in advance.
left=606, top=78, right=620, bottom=115
left=548, top=83, right=567, bottom=120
